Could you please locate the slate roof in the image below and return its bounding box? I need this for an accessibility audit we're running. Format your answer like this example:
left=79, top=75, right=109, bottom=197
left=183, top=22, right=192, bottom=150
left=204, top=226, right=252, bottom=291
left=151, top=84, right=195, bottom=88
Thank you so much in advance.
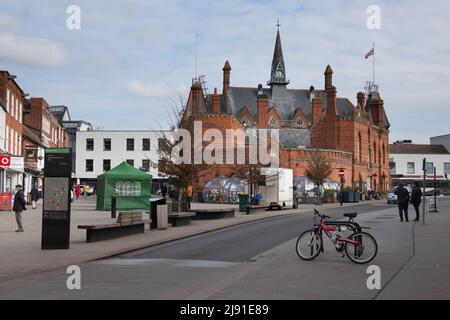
left=50, top=105, right=71, bottom=122
left=215, top=86, right=356, bottom=123
left=389, top=144, right=449, bottom=155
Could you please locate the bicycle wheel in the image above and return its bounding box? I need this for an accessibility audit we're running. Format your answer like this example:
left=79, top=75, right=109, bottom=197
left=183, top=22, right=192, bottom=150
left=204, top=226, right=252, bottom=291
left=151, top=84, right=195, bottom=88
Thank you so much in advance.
left=344, top=231, right=378, bottom=264
left=296, top=229, right=323, bottom=261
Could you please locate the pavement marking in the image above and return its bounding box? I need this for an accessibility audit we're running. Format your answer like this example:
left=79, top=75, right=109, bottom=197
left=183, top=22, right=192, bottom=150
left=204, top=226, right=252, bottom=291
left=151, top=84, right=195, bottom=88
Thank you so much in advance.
left=96, top=258, right=240, bottom=268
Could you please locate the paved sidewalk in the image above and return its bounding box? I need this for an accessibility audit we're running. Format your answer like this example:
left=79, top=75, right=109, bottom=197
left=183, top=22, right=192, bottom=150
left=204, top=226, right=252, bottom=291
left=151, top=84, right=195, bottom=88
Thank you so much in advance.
left=0, top=197, right=379, bottom=282
left=376, top=197, right=450, bottom=299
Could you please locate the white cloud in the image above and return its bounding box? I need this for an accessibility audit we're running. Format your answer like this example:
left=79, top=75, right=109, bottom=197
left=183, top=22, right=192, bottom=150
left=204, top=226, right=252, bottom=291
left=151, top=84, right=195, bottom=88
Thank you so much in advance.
left=0, top=13, right=20, bottom=32
left=0, top=32, right=68, bottom=68
left=126, top=80, right=185, bottom=98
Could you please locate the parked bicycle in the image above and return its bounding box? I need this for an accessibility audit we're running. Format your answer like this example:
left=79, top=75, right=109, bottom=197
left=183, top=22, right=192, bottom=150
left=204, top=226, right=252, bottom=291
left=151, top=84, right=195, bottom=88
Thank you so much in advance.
left=296, top=209, right=378, bottom=264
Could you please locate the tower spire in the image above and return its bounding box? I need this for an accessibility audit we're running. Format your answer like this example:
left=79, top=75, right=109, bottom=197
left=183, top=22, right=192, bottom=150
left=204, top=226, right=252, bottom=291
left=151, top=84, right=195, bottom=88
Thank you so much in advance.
left=268, top=20, right=289, bottom=86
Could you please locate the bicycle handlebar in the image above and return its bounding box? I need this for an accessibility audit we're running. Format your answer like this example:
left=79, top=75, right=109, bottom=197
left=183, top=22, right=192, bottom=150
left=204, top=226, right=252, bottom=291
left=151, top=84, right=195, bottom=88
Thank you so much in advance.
left=314, top=209, right=330, bottom=219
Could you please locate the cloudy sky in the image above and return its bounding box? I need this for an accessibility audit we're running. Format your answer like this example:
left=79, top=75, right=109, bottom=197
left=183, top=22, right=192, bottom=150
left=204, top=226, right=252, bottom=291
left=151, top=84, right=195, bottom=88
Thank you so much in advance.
left=0, top=0, right=449, bottom=143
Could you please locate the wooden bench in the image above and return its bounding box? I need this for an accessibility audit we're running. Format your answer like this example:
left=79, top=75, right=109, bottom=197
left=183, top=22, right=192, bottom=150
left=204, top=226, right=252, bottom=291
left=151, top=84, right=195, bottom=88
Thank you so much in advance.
left=191, top=208, right=235, bottom=220
left=168, top=212, right=195, bottom=227
left=78, top=211, right=148, bottom=243
left=245, top=205, right=267, bottom=215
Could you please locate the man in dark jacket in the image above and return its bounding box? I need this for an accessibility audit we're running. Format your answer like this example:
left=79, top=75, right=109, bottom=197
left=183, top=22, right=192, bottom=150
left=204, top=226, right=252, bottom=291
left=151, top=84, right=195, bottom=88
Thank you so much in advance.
left=410, top=182, right=422, bottom=222
left=13, top=185, right=27, bottom=232
left=395, top=183, right=410, bottom=222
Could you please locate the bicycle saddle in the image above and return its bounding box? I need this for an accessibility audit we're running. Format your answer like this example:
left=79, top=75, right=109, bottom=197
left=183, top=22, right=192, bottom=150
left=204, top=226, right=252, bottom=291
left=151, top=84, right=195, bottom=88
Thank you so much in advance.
left=344, top=212, right=357, bottom=219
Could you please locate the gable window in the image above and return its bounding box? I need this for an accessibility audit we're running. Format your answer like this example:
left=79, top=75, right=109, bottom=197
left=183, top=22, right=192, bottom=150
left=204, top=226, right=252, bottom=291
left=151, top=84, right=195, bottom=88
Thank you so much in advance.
left=269, top=118, right=277, bottom=127
left=295, top=119, right=304, bottom=128
left=242, top=119, right=249, bottom=126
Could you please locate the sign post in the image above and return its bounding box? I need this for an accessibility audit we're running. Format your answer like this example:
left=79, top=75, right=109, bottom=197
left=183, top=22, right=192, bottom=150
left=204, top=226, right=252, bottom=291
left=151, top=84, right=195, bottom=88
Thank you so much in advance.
left=430, top=167, right=439, bottom=213
left=422, top=158, right=426, bottom=225
left=41, top=148, right=72, bottom=250
left=338, top=169, right=345, bottom=206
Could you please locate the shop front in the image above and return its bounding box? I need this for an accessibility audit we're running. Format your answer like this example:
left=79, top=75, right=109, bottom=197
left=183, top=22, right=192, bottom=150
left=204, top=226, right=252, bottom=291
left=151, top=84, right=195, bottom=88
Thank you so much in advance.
left=3, top=156, right=25, bottom=204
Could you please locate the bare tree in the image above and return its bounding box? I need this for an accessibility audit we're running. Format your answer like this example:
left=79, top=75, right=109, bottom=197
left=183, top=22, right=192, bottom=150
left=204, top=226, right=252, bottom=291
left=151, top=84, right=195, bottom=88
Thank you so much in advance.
left=304, top=150, right=333, bottom=205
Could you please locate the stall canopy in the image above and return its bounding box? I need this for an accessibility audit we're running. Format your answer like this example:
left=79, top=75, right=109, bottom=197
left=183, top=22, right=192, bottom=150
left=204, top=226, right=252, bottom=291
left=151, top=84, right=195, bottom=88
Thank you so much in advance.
left=96, top=161, right=152, bottom=211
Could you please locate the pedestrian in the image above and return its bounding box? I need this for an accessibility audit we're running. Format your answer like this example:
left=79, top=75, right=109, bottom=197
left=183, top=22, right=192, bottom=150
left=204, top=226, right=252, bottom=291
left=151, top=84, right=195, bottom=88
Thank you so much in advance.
left=410, top=182, right=422, bottom=222
left=161, top=185, right=168, bottom=199
left=31, top=185, right=39, bottom=209
left=395, top=183, right=410, bottom=222
left=75, top=184, right=81, bottom=200
left=13, top=185, right=27, bottom=232
left=83, top=185, right=89, bottom=199
left=186, top=185, right=193, bottom=210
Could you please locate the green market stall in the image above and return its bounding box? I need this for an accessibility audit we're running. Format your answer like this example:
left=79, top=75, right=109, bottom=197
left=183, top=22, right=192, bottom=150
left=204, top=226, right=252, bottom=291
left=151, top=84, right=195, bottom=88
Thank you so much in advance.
left=96, top=161, right=152, bottom=211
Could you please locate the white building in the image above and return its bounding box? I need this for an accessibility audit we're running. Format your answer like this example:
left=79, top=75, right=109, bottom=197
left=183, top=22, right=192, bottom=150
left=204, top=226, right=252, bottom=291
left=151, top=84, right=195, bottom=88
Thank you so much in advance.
left=389, top=143, right=450, bottom=192
left=75, top=130, right=169, bottom=187
left=431, top=134, right=450, bottom=154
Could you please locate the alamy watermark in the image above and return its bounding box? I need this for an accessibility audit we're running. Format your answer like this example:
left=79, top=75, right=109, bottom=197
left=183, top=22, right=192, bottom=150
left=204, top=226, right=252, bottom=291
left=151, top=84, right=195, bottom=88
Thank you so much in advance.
left=366, top=5, right=381, bottom=30
left=66, top=5, right=81, bottom=30
left=66, top=265, right=81, bottom=290
left=366, top=265, right=381, bottom=290
left=169, top=121, right=280, bottom=167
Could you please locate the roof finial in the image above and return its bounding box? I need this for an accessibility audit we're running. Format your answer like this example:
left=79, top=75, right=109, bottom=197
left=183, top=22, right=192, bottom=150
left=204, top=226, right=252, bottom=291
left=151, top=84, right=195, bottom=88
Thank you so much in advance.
left=276, top=18, right=280, bottom=32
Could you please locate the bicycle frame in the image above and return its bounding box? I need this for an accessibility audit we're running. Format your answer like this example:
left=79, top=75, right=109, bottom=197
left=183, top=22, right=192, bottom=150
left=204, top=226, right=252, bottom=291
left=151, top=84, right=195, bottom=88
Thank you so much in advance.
left=318, top=220, right=359, bottom=246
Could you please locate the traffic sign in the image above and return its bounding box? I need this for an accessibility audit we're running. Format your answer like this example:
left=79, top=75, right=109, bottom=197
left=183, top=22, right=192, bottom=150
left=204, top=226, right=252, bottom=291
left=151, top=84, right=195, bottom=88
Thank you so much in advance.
left=0, top=155, right=11, bottom=167
left=338, top=169, right=345, bottom=178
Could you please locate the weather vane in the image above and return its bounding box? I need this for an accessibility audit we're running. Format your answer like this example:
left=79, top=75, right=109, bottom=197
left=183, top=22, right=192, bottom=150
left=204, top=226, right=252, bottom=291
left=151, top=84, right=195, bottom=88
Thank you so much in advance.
left=276, top=18, right=280, bottom=31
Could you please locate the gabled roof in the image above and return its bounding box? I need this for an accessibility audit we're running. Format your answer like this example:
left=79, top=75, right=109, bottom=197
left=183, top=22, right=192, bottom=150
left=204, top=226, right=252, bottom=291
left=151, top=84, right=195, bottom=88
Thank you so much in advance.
left=50, top=105, right=71, bottom=122
left=389, top=144, right=449, bottom=155
left=98, top=161, right=152, bottom=179
left=222, top=86, right=356, bottom=123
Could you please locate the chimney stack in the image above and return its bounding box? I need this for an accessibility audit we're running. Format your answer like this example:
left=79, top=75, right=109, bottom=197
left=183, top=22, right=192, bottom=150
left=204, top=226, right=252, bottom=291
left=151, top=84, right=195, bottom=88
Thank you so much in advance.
left=212, top=88, right=221, bottom=113
left=311, top=91, right=323, bottom=125
left=222, top=60, right=231, bottom=95
left=325, top=85, right=338, bottom=149
left=256, top=84, right=268, bottom=128
left=324, top=65, right=333, bottom=89
left=357, top=92, right=365, bottom=109
left=191, top=81, right=203, bottom=114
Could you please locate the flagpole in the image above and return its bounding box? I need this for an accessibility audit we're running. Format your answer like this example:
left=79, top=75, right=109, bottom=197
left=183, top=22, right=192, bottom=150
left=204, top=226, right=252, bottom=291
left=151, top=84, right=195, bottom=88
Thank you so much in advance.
left=373, top=42, right=375, bottom=85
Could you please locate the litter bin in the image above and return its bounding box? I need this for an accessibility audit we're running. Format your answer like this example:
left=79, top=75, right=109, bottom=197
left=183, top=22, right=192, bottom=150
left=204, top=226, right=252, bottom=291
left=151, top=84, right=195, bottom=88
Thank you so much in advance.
left=150, top=197, right=166, bottom=229
left=238, top=194, right=249, bottom=213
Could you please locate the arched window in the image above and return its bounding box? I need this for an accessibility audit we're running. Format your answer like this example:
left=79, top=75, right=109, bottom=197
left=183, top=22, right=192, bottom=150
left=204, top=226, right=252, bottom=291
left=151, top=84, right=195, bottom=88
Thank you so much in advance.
left=368, top=129, right=371, bottom=165
left=358, top=132, right=362, bottom=162
left=373, top=142, right=377, bottom=165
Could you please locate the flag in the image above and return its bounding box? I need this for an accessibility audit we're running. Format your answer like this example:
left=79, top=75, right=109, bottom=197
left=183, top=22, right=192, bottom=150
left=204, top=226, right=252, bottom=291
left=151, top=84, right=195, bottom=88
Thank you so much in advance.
left=365, top=48, right=374, bottom=59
